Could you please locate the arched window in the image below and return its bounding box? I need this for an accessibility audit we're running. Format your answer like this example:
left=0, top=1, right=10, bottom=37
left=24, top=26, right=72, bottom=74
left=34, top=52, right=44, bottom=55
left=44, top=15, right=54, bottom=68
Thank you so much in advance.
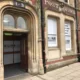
left=17, top=17, right=26, bottom=29
left=3, top=14, right=15, bottom=28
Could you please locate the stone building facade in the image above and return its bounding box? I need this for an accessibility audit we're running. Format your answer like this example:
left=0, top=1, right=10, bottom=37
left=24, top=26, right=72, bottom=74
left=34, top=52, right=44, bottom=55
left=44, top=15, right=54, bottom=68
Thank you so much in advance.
left=76, top=0, right=80, bottom=53
left=43, top=0, right=77, bottom=71
left=0, top=0, right=44, bottom=80
left=0, top=0, right=78, bottom=80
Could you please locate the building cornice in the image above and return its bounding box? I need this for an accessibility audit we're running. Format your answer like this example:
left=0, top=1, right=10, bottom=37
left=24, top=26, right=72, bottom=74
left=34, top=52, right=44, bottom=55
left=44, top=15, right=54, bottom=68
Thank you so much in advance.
left=44, top=0, right=75, bottom=18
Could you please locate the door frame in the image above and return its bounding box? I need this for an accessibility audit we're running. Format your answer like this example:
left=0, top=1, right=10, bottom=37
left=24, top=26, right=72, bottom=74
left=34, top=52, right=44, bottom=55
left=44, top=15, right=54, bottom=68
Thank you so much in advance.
left=3, top=32, right=28, bottom=71
left=0, top=3, right=40, bottom=80
left=20, top=33, right=28, bottom=71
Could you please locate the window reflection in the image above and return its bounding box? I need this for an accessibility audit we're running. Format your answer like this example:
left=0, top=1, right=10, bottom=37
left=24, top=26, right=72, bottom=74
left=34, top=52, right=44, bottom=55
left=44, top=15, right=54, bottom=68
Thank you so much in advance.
left=17, top=17, right=26, bottom=29
left=3, top=14, right=15, bottom=28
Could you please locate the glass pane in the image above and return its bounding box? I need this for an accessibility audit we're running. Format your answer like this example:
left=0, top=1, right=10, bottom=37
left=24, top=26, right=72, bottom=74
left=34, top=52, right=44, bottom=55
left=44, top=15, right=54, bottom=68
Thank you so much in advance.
left=65, top=24, right=71, bottom=36
left=48, top=18, right=57, bottom=34
left=65, top=21, right=72, bottom=50
left=17, top=17, right=26, bottom=29
left=65, top=36, right=71, bottom=50
left=48, top=34, right=57, bottom=47
left=48, top=17, right=57, bottom=47
left=3, top=14, right=15, bottom=28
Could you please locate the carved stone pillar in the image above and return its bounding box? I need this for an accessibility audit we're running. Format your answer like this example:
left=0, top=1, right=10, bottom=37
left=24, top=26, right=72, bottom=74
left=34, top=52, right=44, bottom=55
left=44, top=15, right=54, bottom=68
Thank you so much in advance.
left=0, top=10, right=4, bottom=80
left=60, top=13, right=66, bottom=56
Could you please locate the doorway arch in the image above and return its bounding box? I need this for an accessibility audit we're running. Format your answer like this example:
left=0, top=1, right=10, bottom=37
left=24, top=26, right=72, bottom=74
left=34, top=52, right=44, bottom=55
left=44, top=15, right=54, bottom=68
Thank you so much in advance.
left=0, top=1, right=39, bottom=79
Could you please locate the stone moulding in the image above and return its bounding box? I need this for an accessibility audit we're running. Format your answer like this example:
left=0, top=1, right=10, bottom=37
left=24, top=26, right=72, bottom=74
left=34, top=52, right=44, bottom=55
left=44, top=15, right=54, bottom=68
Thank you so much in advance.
left=44, top=0, right=75, bottom=18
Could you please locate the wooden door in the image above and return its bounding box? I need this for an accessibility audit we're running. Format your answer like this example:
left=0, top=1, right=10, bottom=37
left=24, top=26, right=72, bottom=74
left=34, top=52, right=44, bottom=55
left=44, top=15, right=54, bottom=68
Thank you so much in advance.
left=21, top=34, right=28, bottom=71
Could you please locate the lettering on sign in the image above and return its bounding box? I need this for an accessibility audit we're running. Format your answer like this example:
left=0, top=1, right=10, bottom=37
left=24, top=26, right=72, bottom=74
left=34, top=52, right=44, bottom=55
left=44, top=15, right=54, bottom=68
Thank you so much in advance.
left=48, top=36, right=56, bottom=41
left=13, top=1, right=25, bottom=8
left=62, top=6, right=75, bottom=17
left=65, top=24, right=70, bottom=36
left=45, top=0, right=75, bottom=17
left=4, top=41, right=20, bottom=52
left=46, top=0, right=59, bottom=12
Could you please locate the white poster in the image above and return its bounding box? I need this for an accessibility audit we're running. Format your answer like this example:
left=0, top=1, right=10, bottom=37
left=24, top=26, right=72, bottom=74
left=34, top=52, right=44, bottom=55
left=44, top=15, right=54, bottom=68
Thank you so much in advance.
left=4, top=41, right=13, bottom=52
left=4, top=40, right=21, bottom=65
left=48, top=17, right=57, bottom=47
left=65, top=22, right=71, bottom=50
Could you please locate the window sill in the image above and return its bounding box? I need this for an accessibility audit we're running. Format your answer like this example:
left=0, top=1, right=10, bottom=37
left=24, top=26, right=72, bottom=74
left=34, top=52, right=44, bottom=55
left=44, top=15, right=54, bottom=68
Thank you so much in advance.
left=48, top=47, right=59, bottom=50
left=66, top=50, right=72, bottom=53
left=3, top=28, right=29, bottom=33
left=66, top=50, right=75, bottom=55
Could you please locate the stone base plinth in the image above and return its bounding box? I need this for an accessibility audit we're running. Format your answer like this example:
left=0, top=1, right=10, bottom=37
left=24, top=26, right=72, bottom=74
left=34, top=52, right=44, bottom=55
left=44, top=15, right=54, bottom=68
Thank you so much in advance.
left=0, top=66, right=4, bottom=80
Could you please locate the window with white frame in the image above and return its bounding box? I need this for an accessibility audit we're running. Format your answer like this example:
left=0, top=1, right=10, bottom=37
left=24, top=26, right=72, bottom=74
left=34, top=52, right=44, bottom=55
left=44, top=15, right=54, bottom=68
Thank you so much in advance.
left=65, top=21, right=72, bottom=51
left=48, top=17, right=58, bottom=47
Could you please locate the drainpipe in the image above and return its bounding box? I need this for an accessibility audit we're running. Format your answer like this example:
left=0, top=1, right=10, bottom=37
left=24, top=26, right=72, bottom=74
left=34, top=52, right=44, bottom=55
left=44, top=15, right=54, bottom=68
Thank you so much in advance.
left=74, top=0, right=80, bottom=61
left=40, top=0, right=46, bottom=73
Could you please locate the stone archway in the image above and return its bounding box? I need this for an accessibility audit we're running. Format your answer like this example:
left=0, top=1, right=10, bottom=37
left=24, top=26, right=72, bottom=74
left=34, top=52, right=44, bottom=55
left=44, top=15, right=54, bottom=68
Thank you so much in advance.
left=0, top=1, right=43, bottom=80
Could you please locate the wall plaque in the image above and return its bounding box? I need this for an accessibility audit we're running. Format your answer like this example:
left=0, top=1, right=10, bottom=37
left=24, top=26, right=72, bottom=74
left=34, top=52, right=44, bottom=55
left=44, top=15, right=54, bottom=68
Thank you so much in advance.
left=45, top=0, right=59, bottom=12
left=62, top=6, right=75, bottom=17
left=13, top=1, right=25, bottom=8
left=44, top=0, right=75, bottom=17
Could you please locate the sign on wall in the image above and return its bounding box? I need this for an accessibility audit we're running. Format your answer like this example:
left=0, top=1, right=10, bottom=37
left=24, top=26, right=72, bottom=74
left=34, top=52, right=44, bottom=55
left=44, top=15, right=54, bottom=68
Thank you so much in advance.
left=13, top=0, right=37, bottom=8
left=4, top=41, right=20, bottom=52
left=65, top=22, right=72, bottom=50
left=13, top=1, right=25, bottom=8
left=44, top=0, right=75, bottom=17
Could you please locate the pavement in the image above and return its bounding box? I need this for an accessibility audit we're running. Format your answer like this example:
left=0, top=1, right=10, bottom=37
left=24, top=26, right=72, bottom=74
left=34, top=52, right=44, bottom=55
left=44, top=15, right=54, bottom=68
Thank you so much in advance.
left=5, top=62, right=80, bottom=80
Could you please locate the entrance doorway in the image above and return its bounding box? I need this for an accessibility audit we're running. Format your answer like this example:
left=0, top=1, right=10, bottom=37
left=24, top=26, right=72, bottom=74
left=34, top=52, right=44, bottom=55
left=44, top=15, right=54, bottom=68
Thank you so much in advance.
left=3, top=32, right=28, bottom=78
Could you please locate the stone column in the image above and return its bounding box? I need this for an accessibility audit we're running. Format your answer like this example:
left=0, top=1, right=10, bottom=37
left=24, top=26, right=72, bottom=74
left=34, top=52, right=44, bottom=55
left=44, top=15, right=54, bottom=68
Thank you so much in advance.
left=0, top=12, right=4, bottom=80
left=28, top=16, right=39, bottom=74
left=37, top=1, right=44, bottom=74
left=72, top=21, right=77, bottom=54
left=60, top=13, right=66, bottom=57
left=27, top=0, right=44, bottom=74
left=38, top=40, right=44, bottom=74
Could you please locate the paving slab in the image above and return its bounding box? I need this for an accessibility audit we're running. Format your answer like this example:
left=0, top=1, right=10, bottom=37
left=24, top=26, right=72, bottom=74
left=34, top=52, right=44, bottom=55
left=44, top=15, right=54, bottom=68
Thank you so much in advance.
left=30, top=76, right=42, bottom=80
left=5, top=62, right=80, bottom=80
left=38, top=62, right=80, bottom=80
left=58, top=77, right=70, bottom=80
